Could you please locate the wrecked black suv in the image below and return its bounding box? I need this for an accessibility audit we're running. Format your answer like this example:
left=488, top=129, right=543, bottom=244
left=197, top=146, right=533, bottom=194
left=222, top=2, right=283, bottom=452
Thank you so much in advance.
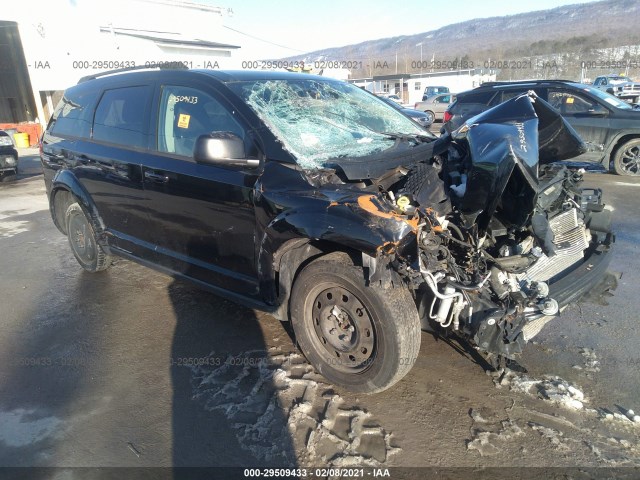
left=41, top=69, right=615, bottom=393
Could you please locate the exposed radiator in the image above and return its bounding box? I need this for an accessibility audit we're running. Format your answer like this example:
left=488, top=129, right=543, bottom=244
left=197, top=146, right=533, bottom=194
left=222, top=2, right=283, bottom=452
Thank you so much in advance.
left=518, top=208, right=590, bottom=284
left=547, top=209, right=590, bottom=256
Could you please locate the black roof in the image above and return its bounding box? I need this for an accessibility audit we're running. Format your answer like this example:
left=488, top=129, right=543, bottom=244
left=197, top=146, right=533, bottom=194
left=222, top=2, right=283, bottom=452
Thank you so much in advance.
left=78, top=66, right=340, bottom=85
left=479, top=79, right=578, bottom=87
left=196, top=70, right=339, bottom=83
left=450, top=79, right=591, bottom=99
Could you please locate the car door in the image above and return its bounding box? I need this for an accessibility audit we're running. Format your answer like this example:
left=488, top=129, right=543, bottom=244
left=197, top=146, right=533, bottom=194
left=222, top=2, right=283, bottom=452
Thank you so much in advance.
left=141, top=82, right=261, bottom=297
left=44, top=84, right=157, bottom=256
left=547, top=88, right=612, bottom=163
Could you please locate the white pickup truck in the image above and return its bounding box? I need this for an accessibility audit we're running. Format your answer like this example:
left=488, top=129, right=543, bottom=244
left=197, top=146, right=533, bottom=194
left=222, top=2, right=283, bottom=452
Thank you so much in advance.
left=593, top=75, right=640, bottom=103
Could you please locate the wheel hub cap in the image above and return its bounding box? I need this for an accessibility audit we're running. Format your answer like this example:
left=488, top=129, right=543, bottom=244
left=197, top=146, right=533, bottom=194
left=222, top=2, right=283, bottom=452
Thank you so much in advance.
left=621, top=145, right=640, bottom=175
left=74, top=227, right=86, bottom=250
left=312, top=286, right=375, bottom=372
left=69, top=216, right=95, bottom=262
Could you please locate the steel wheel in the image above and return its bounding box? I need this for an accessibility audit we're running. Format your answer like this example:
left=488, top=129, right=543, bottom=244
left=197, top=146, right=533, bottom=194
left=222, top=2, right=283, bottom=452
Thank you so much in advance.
left=65, top=203, right=111, bottom=272
left=290, top=254, right=421, bottom=393
left=311, top=285, right=376, bottom=373
left=68, top=212, right=97, bottom=264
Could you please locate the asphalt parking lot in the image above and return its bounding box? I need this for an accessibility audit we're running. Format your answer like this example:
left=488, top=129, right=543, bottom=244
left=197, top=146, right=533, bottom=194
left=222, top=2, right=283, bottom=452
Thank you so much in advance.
left=1, top=150, right=640, bottom=474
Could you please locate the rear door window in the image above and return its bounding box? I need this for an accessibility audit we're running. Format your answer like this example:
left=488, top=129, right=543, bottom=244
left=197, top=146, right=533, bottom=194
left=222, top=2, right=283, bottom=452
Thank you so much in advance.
left=93, top=86, right=152, bottom=149
left=49, top=88, right=99, bottom=139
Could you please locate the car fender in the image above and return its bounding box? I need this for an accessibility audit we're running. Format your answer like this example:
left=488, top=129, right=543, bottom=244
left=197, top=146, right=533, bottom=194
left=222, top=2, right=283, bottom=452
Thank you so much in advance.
left=50, top=169, right=107, bottom=241
left=603, top=130, right=640, bottom=163
left=257, top=196, right=420, bottom=318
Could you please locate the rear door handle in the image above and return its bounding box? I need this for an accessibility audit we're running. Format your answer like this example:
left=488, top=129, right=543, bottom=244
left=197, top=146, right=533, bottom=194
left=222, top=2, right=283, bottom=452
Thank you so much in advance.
left=144, top=170, right=169, bottom=183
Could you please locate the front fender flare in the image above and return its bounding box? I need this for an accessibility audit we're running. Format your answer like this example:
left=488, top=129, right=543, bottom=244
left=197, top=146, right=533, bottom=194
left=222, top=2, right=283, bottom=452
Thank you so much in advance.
left=257, top=197, right=419, bottom=318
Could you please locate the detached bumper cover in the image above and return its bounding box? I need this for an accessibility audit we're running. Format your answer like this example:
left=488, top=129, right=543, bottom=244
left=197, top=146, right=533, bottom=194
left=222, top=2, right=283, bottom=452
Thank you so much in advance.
left=549, top=244, right=615, bottom=307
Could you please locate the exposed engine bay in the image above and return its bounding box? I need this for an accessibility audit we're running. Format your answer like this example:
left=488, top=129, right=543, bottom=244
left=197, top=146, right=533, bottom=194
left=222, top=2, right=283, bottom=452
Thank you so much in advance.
left=331, top=92, right=616, bottom=362
left=391, top=160, right=613, bottom=360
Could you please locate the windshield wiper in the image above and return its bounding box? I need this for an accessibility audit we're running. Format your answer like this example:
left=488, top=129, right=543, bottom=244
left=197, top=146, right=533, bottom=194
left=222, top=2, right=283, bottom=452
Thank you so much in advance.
left=376, top=132, right=434, bottom=143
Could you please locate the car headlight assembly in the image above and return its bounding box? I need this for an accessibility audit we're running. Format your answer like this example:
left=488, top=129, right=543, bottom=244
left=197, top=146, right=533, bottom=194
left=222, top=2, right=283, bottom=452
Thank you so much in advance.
left=0, top=155, right=16, bottom=168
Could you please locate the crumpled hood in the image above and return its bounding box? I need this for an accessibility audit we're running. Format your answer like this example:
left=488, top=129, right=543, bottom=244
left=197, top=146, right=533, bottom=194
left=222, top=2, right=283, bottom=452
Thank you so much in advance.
left=448, top=92, right=586, bottom=230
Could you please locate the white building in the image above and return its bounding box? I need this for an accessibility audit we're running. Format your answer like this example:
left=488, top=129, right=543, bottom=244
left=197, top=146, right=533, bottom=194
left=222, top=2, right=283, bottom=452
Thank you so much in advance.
left=1, top=0, right=241, bottom=128
left=351, top=69, right=497, bottom=105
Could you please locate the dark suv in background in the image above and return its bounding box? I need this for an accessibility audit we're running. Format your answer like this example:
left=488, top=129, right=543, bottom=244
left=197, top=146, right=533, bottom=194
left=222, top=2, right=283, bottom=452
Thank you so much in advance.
left=443, top=80, right=640, bottom=175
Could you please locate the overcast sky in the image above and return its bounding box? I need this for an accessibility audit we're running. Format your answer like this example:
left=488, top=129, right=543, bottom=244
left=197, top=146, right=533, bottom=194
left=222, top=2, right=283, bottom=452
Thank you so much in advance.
left=216, top=0, right=602, bottom=59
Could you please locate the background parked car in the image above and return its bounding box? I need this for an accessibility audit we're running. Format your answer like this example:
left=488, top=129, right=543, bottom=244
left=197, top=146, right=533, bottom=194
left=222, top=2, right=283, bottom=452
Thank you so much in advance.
left=442, top=80, right=640, bottom=175
left=413, top=93, right=456, bottom=123
left=378, top=95, right=434, bottom=129
left=0, top=130, right=18, bottom=181
left=421, top=86, right=450, bottom=100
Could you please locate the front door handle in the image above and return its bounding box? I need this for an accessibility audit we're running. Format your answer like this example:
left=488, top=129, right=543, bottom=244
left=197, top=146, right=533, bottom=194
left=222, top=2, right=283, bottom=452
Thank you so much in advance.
left=144, top=170, right=169, bottom=183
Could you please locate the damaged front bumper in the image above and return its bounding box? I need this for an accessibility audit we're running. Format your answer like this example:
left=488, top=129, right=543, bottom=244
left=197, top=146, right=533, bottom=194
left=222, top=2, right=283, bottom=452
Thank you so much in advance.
left=353, top=92, right=618, bottom=361
left=471, top=233, right=616, bottom=358
left=394, top=182, right=616, bottom=360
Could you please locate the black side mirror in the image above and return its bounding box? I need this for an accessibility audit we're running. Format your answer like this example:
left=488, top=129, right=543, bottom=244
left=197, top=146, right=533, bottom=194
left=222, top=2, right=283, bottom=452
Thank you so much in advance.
left=194, top=132, right=259, bottom=168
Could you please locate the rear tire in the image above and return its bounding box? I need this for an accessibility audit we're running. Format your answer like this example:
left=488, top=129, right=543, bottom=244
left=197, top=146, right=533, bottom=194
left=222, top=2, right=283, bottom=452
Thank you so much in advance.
left=612, top=139, right=640, bottom=176
left=290, top=255, right=421, bottom=393
left=65, top=203, right=111, bottom=272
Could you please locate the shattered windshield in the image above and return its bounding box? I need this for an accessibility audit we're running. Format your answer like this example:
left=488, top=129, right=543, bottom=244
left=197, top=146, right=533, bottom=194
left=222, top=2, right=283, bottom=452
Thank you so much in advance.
left=227, top=78, right=425, bottom=169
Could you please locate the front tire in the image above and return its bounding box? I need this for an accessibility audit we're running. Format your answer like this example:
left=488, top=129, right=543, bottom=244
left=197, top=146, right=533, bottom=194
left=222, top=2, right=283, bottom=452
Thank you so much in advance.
left=424, top=110, right=435, bottom=123
left=613, top=139, right=640, bottom=176
left=65, top=203, right=111, bottom=272
left=290, top=255, right=421, bottom=393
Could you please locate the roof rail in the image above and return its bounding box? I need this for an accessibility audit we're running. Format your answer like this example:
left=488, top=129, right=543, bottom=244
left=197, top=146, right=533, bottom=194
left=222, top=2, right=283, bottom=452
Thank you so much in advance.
left=480, top=79, right=577, bottom=87
left=77, top=63, right=189, bottom=84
